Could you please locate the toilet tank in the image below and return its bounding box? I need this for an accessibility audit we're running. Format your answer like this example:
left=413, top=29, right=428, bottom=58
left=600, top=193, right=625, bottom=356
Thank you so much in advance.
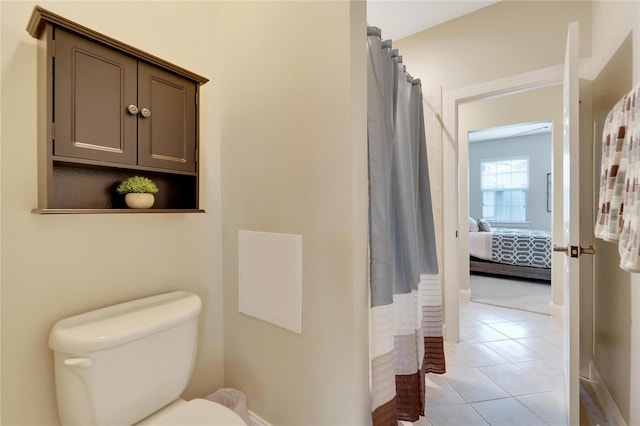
left=49, top=291, right=202, bottom=426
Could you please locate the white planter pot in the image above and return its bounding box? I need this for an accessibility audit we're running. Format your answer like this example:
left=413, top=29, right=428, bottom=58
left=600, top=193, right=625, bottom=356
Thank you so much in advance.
left=125, top=193, right=155, bottom=209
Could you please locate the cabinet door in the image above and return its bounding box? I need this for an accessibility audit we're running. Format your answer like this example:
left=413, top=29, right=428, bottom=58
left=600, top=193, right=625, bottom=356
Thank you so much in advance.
left=54, top=29, right=137, bottom=164
left=137, top=62, right=197, bottom=172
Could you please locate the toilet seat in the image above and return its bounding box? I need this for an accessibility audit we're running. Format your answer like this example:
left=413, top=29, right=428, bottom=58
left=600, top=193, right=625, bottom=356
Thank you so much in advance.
left=136, top=398, right=246, bottom=425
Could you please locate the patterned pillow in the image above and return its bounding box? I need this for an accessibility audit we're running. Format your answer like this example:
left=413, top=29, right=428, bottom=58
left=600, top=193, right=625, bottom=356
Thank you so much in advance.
left=477, top=219, right=492, bottom=232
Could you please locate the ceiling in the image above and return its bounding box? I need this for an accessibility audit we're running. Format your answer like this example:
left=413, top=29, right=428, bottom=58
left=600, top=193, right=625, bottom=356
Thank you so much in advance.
left=366, top=1, right=547, bottom=143
left=366, top=0, right=500, bottom=41
left=468, top=121, right=553, bottom=143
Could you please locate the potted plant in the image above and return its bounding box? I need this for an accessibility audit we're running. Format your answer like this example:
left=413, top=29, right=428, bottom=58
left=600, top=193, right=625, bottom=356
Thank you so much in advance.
left=116, top=176, right=159, bottom=209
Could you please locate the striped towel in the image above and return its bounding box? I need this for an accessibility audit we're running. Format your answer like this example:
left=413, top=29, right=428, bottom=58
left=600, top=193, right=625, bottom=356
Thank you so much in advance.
left=594, top=94, right=628, bottom=241
left=595, top=83, right=640, bottom=272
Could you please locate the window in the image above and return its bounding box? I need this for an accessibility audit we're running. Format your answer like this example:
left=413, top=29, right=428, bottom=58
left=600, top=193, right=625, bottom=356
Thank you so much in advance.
left=481, top=158, right=528, bottom=222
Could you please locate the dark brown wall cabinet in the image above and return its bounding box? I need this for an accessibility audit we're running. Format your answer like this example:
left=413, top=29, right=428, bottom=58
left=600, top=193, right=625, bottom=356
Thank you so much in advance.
left=27, top=7, right=208, bottom=213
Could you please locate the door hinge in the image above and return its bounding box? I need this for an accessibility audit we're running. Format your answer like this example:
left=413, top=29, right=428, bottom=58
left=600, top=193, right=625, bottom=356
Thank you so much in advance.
left=52, top=39, right=55, bottom=58
left=51, top=122, right=55, bottom=140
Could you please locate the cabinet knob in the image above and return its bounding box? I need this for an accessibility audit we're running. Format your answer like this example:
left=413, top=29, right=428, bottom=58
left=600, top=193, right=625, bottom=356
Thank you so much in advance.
left=127, top=104, right=139, bottom=115
left=140, top=107, right=151, bottom=118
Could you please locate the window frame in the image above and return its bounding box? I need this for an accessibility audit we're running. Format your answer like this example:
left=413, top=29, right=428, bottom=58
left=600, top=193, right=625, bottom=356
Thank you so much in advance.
left=480, top=156, right=530, bottom=223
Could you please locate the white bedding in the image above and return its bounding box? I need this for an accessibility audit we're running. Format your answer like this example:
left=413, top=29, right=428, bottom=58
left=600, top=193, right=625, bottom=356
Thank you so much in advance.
left=468, top=231, right=492, bottom=261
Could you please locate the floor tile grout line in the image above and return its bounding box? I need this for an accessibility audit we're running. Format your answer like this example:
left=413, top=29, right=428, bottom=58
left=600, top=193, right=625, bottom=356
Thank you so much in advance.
left=461, top=366, right=559, bottom=425
left=481, top=340, right=548, bottom=363
left=424, top=300, right=566, bottom=425
left=470, top=365, right=514, bottom=401
left=481, top=363, right=563, bottom=398
left=425, top=371, right=468, bottom=409
left=465, top=399, right=493, bottom=426
left=467, top=397, right=544, bottom=426
left=509, top=395, right=553, bottom=425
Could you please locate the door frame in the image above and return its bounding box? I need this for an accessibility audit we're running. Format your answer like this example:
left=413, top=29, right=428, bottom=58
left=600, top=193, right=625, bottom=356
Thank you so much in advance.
left=441, top=59, right=592, bottom=344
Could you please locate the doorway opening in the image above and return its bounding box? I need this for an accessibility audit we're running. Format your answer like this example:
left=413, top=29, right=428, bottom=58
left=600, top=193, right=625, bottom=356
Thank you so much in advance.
left=441, top=64, right=569, bottom=345
left=466, top=120, right=553, bottom=315
left=450, top=83, right=564, bottom=327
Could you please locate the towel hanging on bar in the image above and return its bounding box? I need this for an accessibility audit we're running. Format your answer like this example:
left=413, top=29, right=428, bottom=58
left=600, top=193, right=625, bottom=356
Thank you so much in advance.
left=595, top=82, right=640, bottom=272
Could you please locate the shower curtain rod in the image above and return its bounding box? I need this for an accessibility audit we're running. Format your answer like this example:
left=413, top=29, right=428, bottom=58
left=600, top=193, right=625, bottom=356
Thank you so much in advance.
left=404, top=72, right=442, bottom=126
left=422, top=97, right=442, bottom=123
left=422, top=95, right=455, bottom=144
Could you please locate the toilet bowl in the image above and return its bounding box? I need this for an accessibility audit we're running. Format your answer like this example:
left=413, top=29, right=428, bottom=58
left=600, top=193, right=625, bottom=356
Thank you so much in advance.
left=49, top=291, right=246, bottom=426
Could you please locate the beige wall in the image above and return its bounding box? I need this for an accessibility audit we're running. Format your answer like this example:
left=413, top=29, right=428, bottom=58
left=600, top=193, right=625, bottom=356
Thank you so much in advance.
left=592, top=0, right=640, bottom=85
left=590, top=2, right=640, bottom=425
left=395, top=1, right=592, bottom=92
left=1, top=2, right=222, bottom=425
left=218, top=2, right=369, bottom=425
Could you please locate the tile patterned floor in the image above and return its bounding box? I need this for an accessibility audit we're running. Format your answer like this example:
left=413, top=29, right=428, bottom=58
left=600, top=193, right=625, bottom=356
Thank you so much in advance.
left=418, top=300, right=566, bottom=426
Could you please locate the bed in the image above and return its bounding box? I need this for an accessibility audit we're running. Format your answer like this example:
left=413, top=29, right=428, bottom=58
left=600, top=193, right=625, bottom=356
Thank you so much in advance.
left=468, top=227, right=552, bottom=281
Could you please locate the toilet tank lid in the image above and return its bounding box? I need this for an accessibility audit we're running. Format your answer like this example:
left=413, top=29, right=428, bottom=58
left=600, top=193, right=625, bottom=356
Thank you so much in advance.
left=49, top=291, right=202, bottom=354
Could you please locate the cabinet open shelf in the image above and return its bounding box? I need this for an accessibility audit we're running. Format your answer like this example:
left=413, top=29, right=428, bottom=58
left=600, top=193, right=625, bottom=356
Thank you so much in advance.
left=47, top=162, right=198, bottom=210
left=33, top=209, right=206, bottom=214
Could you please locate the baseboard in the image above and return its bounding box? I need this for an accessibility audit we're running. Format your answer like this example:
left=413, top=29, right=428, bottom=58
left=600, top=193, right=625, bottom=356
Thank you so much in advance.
left=550, top=302, right=563, bottom=319
left=459, top=288, right=470, bottom=302
left=248, top=410, right=272, bottom=426
left=589, top=362, right=627, bottom=426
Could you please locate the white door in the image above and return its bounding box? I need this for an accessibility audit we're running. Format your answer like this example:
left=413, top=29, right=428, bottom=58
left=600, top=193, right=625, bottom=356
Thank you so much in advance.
left=559, top=20, right=594, bottom=425
left=562, top=19, right=579, bottom=424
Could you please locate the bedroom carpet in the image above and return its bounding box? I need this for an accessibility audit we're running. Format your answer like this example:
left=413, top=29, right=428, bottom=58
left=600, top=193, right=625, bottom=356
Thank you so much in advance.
left=469, top=274, right=551, bottom=315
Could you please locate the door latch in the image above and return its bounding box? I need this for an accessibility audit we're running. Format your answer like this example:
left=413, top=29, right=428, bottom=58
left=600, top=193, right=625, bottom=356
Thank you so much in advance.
left=553, top=244, right=596, bottom=258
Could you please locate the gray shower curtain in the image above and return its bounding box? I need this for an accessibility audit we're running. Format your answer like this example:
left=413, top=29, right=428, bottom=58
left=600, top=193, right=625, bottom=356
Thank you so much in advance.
left=367, top=27, right=445, bottom=425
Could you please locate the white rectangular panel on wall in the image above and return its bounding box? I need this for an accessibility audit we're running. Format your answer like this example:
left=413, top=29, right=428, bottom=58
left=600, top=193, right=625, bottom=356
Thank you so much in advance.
left=238, top=230, right=303, bottom=334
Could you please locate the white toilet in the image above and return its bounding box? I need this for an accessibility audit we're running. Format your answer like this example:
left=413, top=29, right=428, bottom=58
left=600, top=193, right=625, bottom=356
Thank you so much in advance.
left=49, top=291, right=247, bottom=426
